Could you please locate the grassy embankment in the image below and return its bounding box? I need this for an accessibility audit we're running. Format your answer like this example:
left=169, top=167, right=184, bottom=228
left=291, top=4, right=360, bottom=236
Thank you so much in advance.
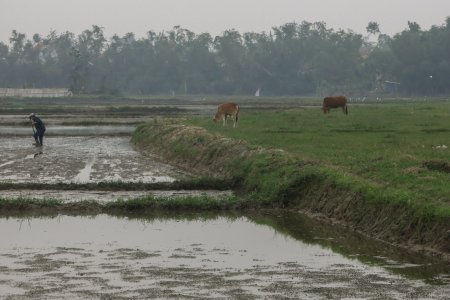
left=189, top=101, right=450, bottom=217
left=131, top=100, right=450, bottom=255
left=0, top=195, right=240, bottom=213
left=0, top=177, right=233, bottom=191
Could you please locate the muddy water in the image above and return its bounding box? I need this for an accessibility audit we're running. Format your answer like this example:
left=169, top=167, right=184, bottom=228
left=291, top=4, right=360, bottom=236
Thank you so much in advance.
left=0, top=136, right=187, bottom=183
left=0, top=125, right=135, bottom=136
left=0, top=212, right=448, bottom=299
left=0, top=115, right=152, bottom=126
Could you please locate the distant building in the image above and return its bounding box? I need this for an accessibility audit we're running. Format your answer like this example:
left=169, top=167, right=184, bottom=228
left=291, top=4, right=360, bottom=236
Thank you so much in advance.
left=0, top=88, right=72, bottom=98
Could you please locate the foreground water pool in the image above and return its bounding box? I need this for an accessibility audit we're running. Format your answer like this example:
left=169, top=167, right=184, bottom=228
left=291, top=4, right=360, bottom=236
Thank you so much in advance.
left=0, top=212, right=448, bottom=299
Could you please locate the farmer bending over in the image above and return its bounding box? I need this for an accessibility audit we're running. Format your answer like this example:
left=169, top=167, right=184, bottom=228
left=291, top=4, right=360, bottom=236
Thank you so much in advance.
left=29, top=113, right=46, bottom=146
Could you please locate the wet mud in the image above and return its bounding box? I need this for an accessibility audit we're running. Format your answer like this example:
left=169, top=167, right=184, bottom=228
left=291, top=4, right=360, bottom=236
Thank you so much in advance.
left=0, top=125, right=135, bottom=136
left=0, top=214, right=448, bottom=299
left=0, top=136, right=187, bottom=184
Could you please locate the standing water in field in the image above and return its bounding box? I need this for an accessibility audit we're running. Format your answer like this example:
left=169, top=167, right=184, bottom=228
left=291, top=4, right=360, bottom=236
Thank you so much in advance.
left=0, top=136, right=187, bottom=183
left=0, top=212, right=448, bottom=299
left=0, top=125, right=135, bottom=136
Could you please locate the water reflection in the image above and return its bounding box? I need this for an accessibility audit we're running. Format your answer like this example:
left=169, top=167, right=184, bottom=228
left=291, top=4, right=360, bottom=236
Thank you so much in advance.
left=246, top=211, right=450, bottom=285
left=1, top=210, right=449, bottom=286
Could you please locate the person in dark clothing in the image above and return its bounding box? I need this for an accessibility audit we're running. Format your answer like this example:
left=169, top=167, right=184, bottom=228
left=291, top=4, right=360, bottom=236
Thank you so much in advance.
left=29, top=113, right=46, bottom=146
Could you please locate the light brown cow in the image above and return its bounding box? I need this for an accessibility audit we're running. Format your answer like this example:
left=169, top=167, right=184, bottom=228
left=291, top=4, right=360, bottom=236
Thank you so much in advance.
left=322, top=96, right=348, bottom=114
left=213, top=102, right=240, bottom=128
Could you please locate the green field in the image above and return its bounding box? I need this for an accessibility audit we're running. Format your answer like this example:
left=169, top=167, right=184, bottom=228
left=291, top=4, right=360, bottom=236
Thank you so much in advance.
left=189, top=100, right=450, bottom=218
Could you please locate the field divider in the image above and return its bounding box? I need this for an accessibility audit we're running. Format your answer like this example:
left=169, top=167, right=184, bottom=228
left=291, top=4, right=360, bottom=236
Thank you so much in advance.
left=0, top=178, right=234, bottom=191
left=131, top=121, right=450, bottom=260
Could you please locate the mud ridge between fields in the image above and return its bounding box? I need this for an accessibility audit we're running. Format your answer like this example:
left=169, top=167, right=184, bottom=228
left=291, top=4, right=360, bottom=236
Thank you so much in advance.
left=131, top=122, right=450, bottom=261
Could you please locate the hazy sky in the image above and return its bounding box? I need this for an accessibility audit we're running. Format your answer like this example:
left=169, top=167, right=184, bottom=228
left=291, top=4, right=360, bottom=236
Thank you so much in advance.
left=1, top=0, right=449, bottom=42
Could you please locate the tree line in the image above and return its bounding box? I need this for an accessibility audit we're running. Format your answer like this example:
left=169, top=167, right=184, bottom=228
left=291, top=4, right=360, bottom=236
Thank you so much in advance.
left=1, top=18, right=449, bottom=96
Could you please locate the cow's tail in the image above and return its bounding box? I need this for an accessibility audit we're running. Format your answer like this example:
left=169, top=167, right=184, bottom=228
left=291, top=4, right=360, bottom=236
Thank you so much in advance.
left=345, top=105, right=348, bottom=115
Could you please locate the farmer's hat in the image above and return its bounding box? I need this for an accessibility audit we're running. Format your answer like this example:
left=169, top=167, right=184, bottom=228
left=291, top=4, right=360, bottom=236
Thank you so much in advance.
left=28, top=113, right=35, bottom=119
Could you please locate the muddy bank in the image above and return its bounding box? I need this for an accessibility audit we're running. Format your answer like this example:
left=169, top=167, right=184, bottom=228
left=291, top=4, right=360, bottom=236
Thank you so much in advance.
left=0, top=189, right=234, bottom=203
left=131, top=122, right=450, bottom=260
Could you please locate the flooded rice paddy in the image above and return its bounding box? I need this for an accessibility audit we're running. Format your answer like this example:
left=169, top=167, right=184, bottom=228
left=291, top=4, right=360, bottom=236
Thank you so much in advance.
left=0, top=213, right=448, bottom=299
left=1, top=103, right=449, bottom=298
left=0, top=136, right=186, bottom=184
left=0, top=126, right=135, bottom=136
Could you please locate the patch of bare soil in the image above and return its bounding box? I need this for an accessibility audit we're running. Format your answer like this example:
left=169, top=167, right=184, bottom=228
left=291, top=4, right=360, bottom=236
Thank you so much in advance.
left=423, top=160, right=450, bottom=173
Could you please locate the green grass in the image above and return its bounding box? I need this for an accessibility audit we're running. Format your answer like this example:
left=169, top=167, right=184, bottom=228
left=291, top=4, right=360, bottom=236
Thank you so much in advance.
left=0, top=197, right=62, bottom=208
left=188, top=101, right=450, bottom=218
left=0, top=178, right=234, bottom=191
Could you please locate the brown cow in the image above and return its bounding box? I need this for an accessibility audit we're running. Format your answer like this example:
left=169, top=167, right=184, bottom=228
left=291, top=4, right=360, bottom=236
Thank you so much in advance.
left=213, top=102, right=240, bottom=128
left=322, top=96, right=348, bottom=114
